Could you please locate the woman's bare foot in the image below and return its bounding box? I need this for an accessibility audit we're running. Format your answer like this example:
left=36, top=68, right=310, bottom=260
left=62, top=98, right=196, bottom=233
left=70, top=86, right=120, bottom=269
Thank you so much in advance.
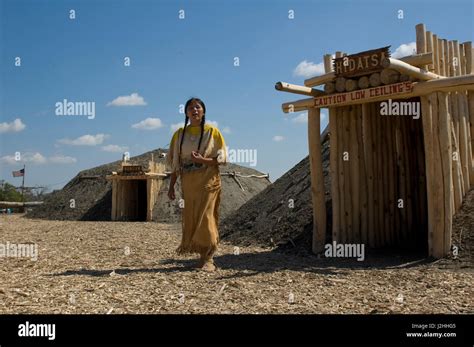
left=200, top=260, right=216, bottom=272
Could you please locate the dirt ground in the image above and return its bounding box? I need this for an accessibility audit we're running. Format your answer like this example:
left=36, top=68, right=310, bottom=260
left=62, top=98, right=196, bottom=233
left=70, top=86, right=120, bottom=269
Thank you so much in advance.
left=0, top=215, right=472, bottom=314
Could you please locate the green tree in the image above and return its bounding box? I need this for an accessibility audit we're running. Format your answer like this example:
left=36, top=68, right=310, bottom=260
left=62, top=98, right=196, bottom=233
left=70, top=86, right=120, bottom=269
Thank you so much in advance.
left=0, top=180, right=23, bottom=202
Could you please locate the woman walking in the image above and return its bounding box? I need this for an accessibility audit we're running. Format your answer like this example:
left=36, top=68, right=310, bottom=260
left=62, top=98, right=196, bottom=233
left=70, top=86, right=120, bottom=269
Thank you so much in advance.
left=166, top=98, right=227, bottom=272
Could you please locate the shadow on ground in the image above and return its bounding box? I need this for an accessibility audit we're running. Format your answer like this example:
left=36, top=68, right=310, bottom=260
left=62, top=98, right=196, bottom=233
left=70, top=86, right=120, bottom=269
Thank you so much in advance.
left=50, top=248, right=433, bottom=279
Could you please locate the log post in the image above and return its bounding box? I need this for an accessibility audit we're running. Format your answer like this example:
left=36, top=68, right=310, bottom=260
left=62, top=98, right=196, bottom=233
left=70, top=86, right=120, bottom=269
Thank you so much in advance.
left=438, top=92, right=453, bottom=256
left=426, top=31, right=434, bottom=71
left=421, top=96, right=434, bottom=255
left=111, top=179, right=117, bottom=220
left=325, top=53, right=340, bottom=244
left=349, top=106, right=360, bottom=243
left=362, top=103, right=374, bottom=247
left=308, top=107, right=326, bottom=254
left=430, top=93, right=446, bottom=258
left=342, top=106, right=352, bottom=244
left=416, top=23, right=427, bottom=69
left=432, top=34, right=439, bottom=75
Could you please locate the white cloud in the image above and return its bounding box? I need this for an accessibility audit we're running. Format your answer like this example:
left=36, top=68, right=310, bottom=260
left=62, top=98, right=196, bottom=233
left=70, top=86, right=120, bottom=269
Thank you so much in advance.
left=0, top=155, right=17, bottom=165
left=222, top=126, right=231, bottom=134
left=102, top=144, right=129, bottom=152
left=107, top=93, right=147, bottom=106
left=132, top=117, right=163, bottom=130
left=292, top=112, right=308, bottom=124
left=293, top=60, right=325, bottom=78
left=28, top=153, right=48, bottom=164
left=49, top=155, right=77, bottom=164
left=0, top=118, right=26, bottom=133
left=392, top=42, right=416, bottom=59
left=0, top=152, right=61, bottom=165
left=58, top=134, right=109, bottom=146
left=273, top=135, right=285, bottom=142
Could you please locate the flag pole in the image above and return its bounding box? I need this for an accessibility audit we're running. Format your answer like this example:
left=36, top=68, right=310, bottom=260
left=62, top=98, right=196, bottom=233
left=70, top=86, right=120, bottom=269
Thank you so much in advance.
left=21, top=164, right=25, bottom=204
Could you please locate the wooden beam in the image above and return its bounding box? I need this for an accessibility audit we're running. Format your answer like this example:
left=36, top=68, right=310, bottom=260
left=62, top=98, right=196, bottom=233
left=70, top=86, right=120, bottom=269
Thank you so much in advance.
left=413, top=74, right=474, bottom=95
left=282, top=97, right=315, bottom=113
left=308, top=107, right=326, bottom=254
left=275, top=81, right=325, bottom=97
left=399, top=52, right=434, bottom=67
left=382, top=58, right=443, bottom=81
left=304, top=72, right=336, bottom=87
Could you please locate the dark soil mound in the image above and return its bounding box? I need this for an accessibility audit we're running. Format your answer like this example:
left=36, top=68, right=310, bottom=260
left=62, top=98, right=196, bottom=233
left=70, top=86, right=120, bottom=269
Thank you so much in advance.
left=220, top=136, right=332, bottom=255
left=27, top=149, right=271, bottom=222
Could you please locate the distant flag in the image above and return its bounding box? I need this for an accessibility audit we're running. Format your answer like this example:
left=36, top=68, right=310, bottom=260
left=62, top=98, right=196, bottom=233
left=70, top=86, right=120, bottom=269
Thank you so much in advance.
left=12, top=168, right=25, bottom=177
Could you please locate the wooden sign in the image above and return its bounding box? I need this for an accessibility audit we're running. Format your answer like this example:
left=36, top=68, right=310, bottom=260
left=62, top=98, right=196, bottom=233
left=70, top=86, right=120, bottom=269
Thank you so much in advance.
left=333, top=46, right=390, bottom=78
left=313, top=81, right=414, bottom=108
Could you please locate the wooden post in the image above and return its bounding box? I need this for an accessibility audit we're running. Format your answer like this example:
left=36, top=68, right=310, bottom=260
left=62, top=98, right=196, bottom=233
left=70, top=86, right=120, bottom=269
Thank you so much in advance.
left=375, top=103, right=385, bottom=246
left=432, top=34, right=439, bottom=75
left=337, top=107, right=346, bottom=244
left=438, top=92, right=453, bottom=256
left=421, top=95, right=435, bottom=255
left=426, top=31, right=434, bottom=72
left=382, top=113, right=391, bottom=245
left=416, top=23, right=427, bottom=69
left=349, top=106, right=360, bottom=243
left=342, top=106, right=352, bottom=244
left=461, top=43, right=474, bottom=187
left=454, top=41, right=470, bottom=191
left=386, top=109, right=396, bottom=245
left=430, top=93, right=446, bottom=258
left=362, top=103, right=374, bottom=247
left=438, top=38, right=445, bottom=77
left=325, top=53, right=340, bottom=245
left=111, top=179, right=117, bottom=220
left=308, top=107, right=327, bottom=254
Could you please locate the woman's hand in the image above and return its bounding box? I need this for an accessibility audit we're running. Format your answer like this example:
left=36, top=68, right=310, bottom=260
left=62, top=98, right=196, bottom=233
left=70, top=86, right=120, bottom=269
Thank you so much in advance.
left=191, top=151, right=205, bottom=164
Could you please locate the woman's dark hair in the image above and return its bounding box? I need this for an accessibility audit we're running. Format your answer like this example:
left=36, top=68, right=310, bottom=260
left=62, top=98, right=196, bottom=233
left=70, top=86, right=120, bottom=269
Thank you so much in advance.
left=179, top=97, right=206, bottom=157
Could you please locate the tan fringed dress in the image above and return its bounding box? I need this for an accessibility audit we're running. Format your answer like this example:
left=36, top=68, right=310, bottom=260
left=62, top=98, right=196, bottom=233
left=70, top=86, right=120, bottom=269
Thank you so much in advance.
left=166, top=124, right=228, bottom=257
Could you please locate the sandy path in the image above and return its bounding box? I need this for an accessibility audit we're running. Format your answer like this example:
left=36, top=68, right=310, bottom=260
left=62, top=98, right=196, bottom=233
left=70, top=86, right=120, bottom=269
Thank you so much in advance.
left=0, top=215, right=472, bottom=314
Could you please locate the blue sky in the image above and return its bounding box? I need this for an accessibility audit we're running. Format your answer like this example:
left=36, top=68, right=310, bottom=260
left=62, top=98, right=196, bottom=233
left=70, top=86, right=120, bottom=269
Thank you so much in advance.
left=0, top=0, right=472, bottom=190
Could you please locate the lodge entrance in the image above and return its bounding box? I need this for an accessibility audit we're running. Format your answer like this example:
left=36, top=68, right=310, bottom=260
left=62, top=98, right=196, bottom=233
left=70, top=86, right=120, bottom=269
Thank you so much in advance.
left=276, top=23, right=474, bottom=258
